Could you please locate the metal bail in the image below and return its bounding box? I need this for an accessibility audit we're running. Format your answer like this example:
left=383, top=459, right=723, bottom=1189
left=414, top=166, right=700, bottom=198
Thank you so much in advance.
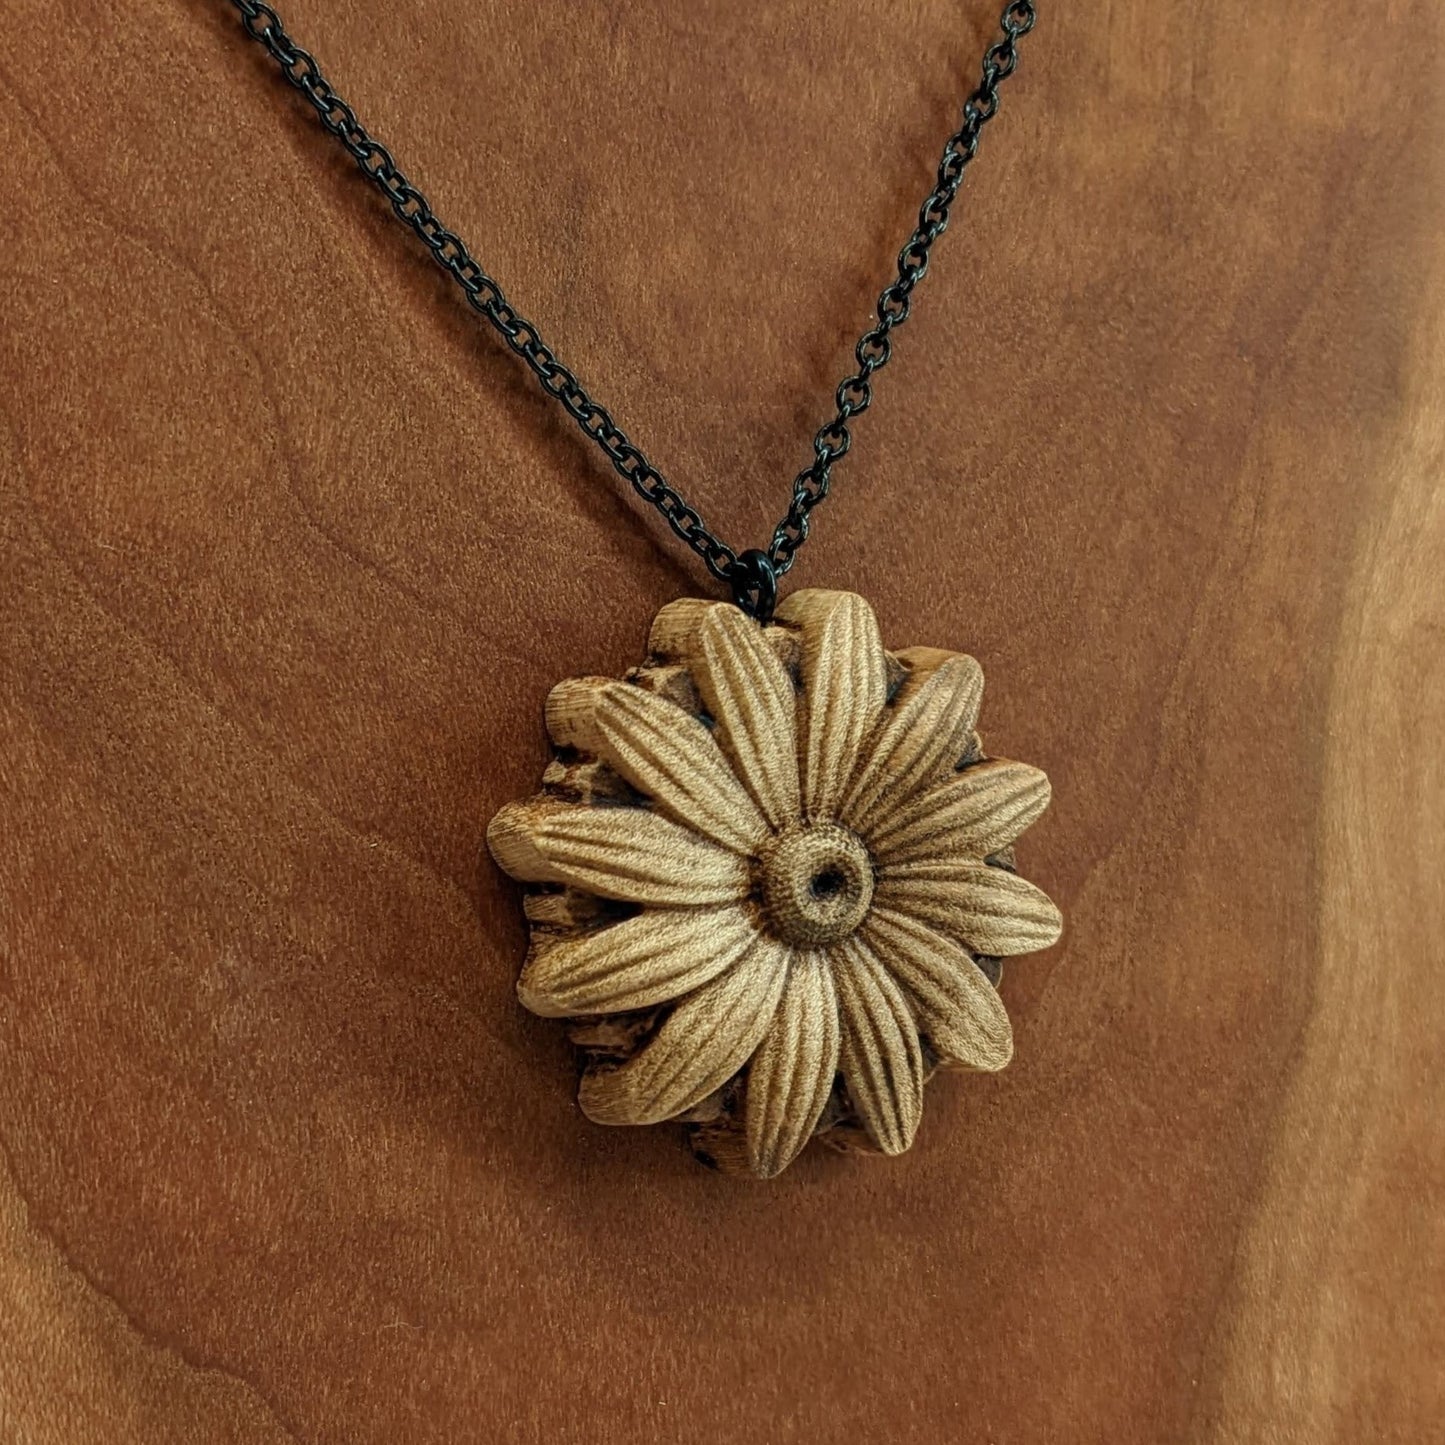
left=729, top=549, right=779, bottom=625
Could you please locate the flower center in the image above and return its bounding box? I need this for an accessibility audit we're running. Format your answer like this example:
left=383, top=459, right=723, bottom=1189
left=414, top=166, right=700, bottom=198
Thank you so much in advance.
left=757, top=823, right=874, bottom=946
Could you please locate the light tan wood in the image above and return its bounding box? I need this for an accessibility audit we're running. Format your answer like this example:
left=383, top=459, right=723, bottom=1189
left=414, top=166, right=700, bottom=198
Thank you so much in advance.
left=488, top=589, right=1059, bottom=1177
left=2, top=0, right=1442, bottom=1437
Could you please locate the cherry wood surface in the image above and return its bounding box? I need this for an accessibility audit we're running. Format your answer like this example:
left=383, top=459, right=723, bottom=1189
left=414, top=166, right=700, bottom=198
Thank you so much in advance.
left=1, top=2, right=1442, bottom=1441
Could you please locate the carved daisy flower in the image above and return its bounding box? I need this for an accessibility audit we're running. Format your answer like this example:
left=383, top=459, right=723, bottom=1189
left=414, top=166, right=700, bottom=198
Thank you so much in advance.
left=488, top=589, right=1061, bottom=1178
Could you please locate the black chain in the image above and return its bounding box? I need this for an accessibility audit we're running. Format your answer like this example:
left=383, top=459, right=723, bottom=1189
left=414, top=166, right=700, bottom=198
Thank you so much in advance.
left=222, top=0, right=1036, bottom=618
left=769, top=3, right=1037, bottom=579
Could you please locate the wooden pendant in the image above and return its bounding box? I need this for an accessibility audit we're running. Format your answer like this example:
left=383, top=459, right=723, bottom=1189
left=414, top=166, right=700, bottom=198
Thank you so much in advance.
left=488, top=590, right=1061, bottom=1178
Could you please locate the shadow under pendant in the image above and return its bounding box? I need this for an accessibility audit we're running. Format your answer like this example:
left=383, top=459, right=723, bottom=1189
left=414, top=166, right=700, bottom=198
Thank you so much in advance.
left=488, top=589, right=1061, bottom=1178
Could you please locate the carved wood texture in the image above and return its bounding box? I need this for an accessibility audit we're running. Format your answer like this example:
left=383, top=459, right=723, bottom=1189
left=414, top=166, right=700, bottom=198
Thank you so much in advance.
left=1, top=0, right=1442, bottom=1440
left=488, top=590, right=1059, bottom=1176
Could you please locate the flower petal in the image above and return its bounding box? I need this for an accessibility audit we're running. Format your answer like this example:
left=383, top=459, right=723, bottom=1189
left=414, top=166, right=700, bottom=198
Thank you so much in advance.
left=875, top=861, right=1063, bottom=957
left=842, top=649, right=983, bottom=837
left=685, top=604, right=800, bottom=829
left=775, top=590, right=888, bottom=820
left=862, top=907, right=1013, bottom=1071
left=547, top=678, right=766, bottom=852
left=579, top=936, right=789, bottom=1125
left=868, top=759, right=1052, bottom=865
left=744, top=951, right=841, bottom=1178
left=833, top=936, right=924, bottom=1156
left=518, top=904, right=759, bottom=1018
left=487, top=801, right=749, bottom=905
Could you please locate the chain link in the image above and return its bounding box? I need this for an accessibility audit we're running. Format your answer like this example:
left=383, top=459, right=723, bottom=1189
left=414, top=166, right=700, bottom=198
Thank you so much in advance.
left=769, top=1, right=1037, bottom=575
left=223, top=0, right=1036, bottom=606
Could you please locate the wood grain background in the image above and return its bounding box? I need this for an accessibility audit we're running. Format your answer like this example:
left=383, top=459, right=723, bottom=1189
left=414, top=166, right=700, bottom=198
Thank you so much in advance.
left=2, top=2, right=1442, bottom=1441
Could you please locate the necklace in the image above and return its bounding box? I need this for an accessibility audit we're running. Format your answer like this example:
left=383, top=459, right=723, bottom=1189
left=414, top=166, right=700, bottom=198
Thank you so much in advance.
left=226, top=0, right=1061, bottom=1178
